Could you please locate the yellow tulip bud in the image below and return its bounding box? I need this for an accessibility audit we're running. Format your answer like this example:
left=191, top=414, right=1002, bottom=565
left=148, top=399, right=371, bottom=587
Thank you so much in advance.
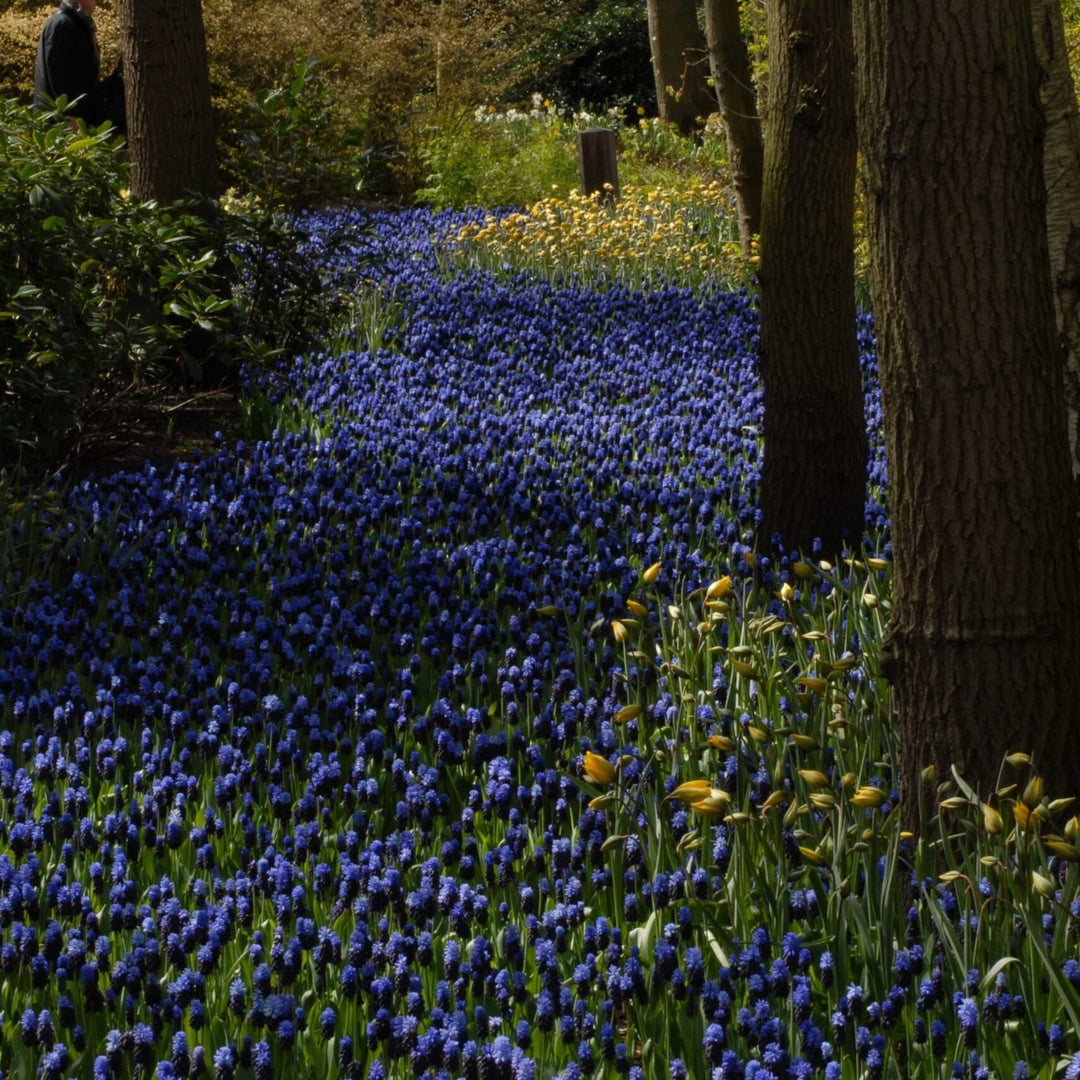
left=706, top=576, right=733, bottom=600
left=582, top=751, right=616, bottom=785
left=850, top=786, right=888, bottom=809
left=664, top=779, right=713, bottom=804
left=981, top=803, right=1004, bottom=835
left=1032, top=870, right=1057, bottom=900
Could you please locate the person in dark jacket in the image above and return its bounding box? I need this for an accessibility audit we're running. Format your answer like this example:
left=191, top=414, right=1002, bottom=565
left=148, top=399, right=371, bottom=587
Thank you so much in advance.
left=34, top=0, right=124, bottom=132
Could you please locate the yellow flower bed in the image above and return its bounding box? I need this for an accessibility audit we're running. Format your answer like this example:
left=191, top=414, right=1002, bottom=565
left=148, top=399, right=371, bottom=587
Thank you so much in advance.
left=451, top=181, right=753, bottom=292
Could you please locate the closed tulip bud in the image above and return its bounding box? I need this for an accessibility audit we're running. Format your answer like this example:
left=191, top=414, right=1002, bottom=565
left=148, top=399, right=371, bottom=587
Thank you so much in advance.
left=1032, top=870, right=1057, bottom=900
left=1022, top=775, right=1045, bottom=809
left=583, top=752, right=616, bottom=785
left=690, top=792, right=730, bottom=817
left=665, top=779, right=713, bottom=804
left=850, top=786, right=888, bottom=809
left=1043, top=838, right=1080, bottom=862
left=706, top=576, right=733, bottom=600
left=981, top=803, right=1004, bottom=835
left=642, top=562, right=661, bottom=585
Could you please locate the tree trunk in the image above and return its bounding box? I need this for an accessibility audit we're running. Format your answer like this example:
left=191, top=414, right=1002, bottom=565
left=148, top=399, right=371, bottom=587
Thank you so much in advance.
left=855, top=0, right=1080, bottom=806
left=756, top=0, right=865, bottom=556
left=703, top=0, right=763, bottom=255
left=118, top=0, right=217, bottom=202
left=645, top=0, right=717, bottom=133
left=1031, top=0, right=1080, bottom=501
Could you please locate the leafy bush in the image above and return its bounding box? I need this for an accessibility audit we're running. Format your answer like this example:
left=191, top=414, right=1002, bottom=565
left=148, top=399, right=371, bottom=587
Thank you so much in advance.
left=0, top=99, right=231, bottom=456
left=220, top=58, right=366, bottom=366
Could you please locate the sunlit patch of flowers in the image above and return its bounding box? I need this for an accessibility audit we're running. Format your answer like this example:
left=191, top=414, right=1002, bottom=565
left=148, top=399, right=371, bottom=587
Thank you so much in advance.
left=449, top=182, right=749, bottom=292
left=0, top=208, right=1075, bottom=1080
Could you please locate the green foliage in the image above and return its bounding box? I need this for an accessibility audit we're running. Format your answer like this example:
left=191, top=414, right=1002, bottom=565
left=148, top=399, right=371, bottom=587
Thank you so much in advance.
left=417, top=99, right=734, bottom=211
left=220, top=59, right=363, bottom=366
left=511, top=0, right=654, bottom=119
left=0, top=98, right=232, bottom=456
left=416, top=98, right=581, bottom=211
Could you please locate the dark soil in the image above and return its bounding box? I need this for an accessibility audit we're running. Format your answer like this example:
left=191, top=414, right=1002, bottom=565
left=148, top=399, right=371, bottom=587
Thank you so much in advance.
left=50, top=382, right=240, bottom=484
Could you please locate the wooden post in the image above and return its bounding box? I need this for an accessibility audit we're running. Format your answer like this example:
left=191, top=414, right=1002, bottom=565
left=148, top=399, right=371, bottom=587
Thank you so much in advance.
left=578, top=128, right=619, bottom=201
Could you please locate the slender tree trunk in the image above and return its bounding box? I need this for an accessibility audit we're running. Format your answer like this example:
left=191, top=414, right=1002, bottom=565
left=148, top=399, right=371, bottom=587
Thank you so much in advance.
left=703, top=0, right=763, bottom=254
left=645, top=0, right=717, bottom=133
left=1031, top=0, right=1080, bottom=500
left=756, top=0, right=865, bottom=556
left=118, top=0, right=217, bottom=202
left=855, top=0, right=1080, bottom=806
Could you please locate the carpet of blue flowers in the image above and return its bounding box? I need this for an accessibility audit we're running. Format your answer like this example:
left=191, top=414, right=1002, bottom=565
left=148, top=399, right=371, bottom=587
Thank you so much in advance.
left=3, top=208, right=1079, bottom=1080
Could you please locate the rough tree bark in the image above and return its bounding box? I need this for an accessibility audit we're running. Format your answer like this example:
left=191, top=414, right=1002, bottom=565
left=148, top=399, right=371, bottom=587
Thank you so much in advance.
left=703, top=0, right=763, bottom=254
left=855, top=0, right=1080, bottom=806
left=118, top=0, right=217, bottom=202
left=645, top=0, right=717, bottom=133
left=1031, top=0, right=1080, bottom=499
left=756, top=0, right=866, bottom=556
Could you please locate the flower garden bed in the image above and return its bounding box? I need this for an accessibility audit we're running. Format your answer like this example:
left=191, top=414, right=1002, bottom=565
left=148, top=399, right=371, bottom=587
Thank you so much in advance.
left=1, top=208, right=1076, bottom=1080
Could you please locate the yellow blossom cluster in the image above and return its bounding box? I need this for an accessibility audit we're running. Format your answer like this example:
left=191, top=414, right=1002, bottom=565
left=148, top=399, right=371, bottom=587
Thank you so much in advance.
left=451, top=181, right=752, bottom=292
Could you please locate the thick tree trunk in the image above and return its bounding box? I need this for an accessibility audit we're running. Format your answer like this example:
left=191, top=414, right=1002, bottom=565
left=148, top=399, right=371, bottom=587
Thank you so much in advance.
left=756, top=0, right=865, bottom=556
left=703, top=0, right=763, bottom=254
left=645, top=0, right=717, bottom=133
left=118, top=0, right=217, bottom=202
left=855, top=0, right=1080, bottom=807
left=1031, top=0, right=1080, bottom=500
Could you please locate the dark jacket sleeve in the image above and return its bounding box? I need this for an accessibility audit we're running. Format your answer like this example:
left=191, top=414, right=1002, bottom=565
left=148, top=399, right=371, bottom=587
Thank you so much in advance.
left=34, top=14, right=100, bottom=123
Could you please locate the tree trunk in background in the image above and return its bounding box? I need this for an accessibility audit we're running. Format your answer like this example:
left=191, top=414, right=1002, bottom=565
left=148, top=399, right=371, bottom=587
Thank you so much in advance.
left=645, top=0, right=717, bottom=133
left=756, top=0, right=865, bottom=556
left=856, top=0, right=1080, bottom=807
left=118, top=0, right=217, bottom=202
left=1031, top=0, right=1080, bottom=501
left=703, top=0, right=763, bottom=254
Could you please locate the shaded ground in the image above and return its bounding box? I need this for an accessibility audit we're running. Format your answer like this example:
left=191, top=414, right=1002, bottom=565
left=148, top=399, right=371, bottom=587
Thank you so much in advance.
left=53, top=383, right=240, bottom=483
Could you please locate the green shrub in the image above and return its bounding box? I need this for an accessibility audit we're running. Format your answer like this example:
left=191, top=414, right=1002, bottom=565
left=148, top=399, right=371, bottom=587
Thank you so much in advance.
left=0, top=99, right=232, bottom=456
left=219, top=59, right=365, bottom=365
left=415, top=98, right=581, bottom=210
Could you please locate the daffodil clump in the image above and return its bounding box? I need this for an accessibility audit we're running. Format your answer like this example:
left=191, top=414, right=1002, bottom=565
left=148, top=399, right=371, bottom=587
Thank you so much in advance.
left=449, top=181, right=750, bottom=292
left=1, top=207, right=1078, bottom=1080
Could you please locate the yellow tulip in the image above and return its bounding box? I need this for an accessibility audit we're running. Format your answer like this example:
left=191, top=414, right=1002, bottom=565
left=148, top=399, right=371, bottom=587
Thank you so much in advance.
left=664, top=779, right=713, bottom=804
left=981, top=802, right=1004, bottom=835
left=850, top=786, right=888, bottom=809
left=582, top=751, right=616, bottom=785
left=706, top=576, right=733, bottom=600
